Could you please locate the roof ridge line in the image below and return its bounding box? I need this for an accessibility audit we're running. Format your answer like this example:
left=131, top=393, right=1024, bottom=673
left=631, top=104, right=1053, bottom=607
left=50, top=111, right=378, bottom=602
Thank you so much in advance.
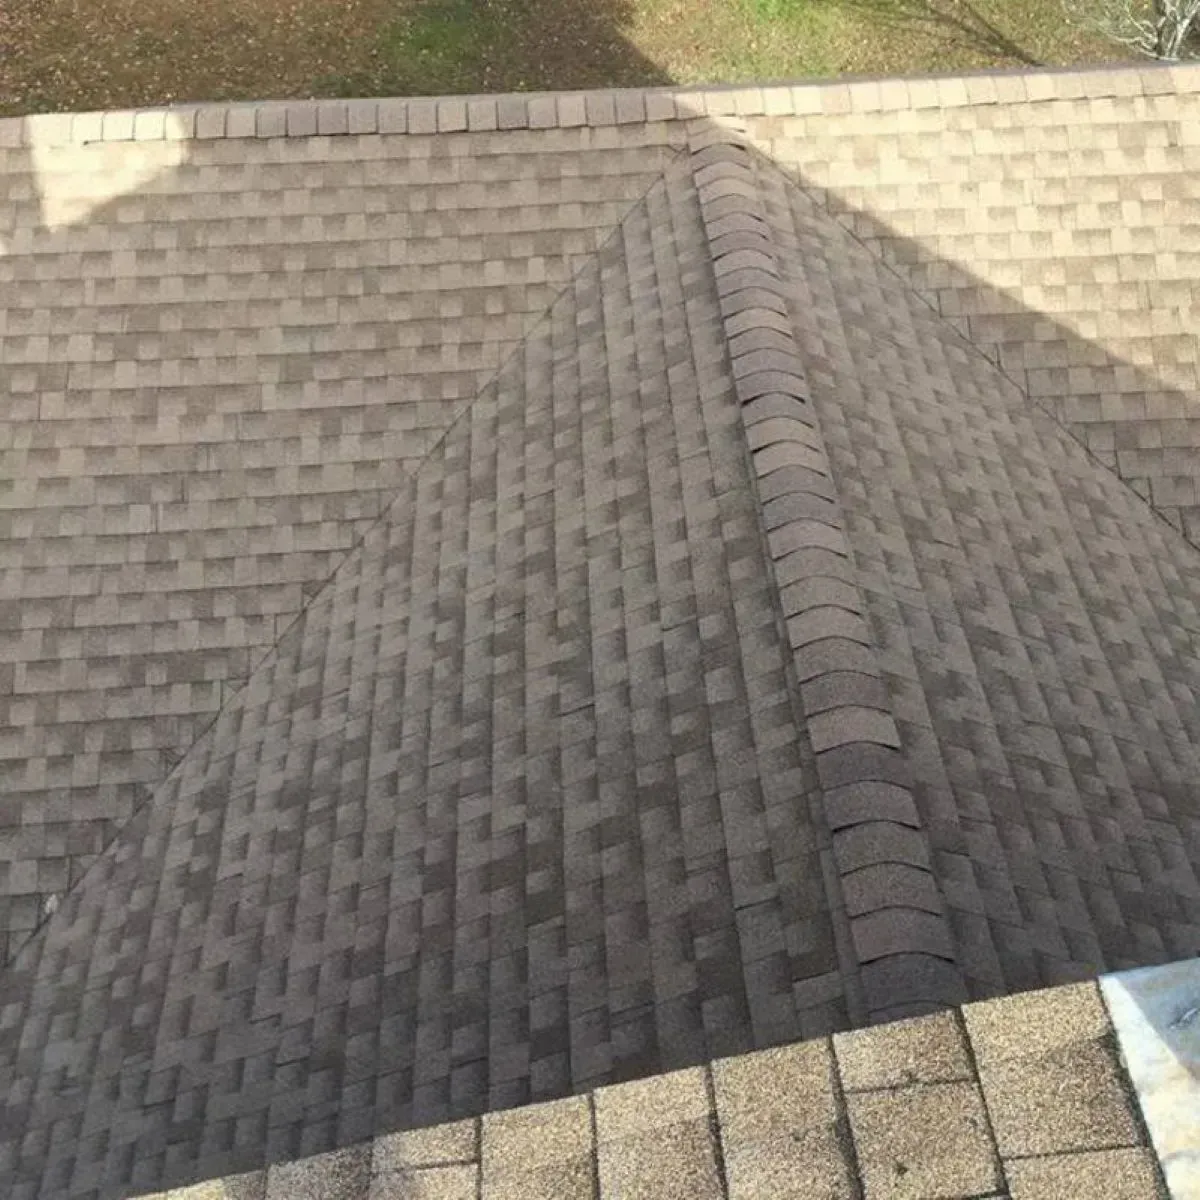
left=689, top=129, right=969, bottom=1024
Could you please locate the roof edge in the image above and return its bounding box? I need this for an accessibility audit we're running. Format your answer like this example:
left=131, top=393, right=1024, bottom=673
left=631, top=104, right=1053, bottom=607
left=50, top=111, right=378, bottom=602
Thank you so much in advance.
left=6, top=58, right=1200, bottom=148
left=163, top=958, right=1194, bottom=1197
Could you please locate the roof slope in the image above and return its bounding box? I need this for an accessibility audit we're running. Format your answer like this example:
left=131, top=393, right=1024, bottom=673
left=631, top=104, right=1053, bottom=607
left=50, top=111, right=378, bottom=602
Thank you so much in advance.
left=100, top=972, right=1181, bottom=1200
left=742, top=79, right=1200, bottom=533
left=5, top=70, right=1200, bottom=968
left=755, top=144, right=1200, bottom=989
left=0, top=118, right=679, bottom=961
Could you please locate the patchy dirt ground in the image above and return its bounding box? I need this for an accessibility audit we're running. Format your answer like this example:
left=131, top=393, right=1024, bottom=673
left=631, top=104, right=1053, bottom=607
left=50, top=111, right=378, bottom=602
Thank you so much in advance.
left=0, top=0, right=1118, bottom=117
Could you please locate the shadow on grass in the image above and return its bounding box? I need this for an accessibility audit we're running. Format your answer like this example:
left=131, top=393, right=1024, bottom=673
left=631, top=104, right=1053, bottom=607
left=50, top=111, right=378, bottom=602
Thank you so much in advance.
left=840, top=0, right=1042, bottom=65
left=323, top=0, right=672, bottom=96
left=0, top=0, right=671, bottom=116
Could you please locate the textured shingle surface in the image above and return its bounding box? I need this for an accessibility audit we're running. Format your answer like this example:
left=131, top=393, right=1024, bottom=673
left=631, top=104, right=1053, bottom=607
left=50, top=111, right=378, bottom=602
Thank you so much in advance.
left=690, top=133, right=965, bottom=1023
left=744, top=87, right=1200, bottom=541
left=0, top=158, right=845, bottom=1200
left=0, top=123, right=680, bottom=962
left=761, top=151, right=1200, bottom=994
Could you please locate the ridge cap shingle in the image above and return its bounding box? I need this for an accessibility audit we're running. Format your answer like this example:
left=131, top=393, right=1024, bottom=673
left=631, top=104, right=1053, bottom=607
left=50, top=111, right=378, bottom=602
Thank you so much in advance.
left=690, top=131, right=968, bottom=1022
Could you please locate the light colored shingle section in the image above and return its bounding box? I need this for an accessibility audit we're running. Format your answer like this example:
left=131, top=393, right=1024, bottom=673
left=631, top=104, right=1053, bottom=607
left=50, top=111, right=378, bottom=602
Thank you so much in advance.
left=437, top=98, right=468, bottom=132
left=481, top=1097, right=593, bottom=1199
left=194, top=106, right=226, bottom=139
left=596, top=1069, right=723, bottom=1199
left=907, top=78, right=941, bottom=108
left=25, top=112, right=73, bottom=145
left=936, top=76, right=970, bottom=107
left=1026, top=70, right=1059, bottom=101
left=821, top=83, right=852, bottom=114
left=316, top=101, right=349, bottom=136
left=614, top=90, right=645, bottom=124
left=847, top=1081, right=1002, bottom=1200
left=374, top=1120, right=478, bottom=1171
left=790, top=85, right=823, bottom=115
left=955, top=814, right=1160, bottom=1141
left=407, top=98, right=437, bottom=134
left=255, top=104, right=287, bottom=137
left=497, top=95, right=528, bottom=129
left=1008, top=1149, right=1165, bottom=1200
left=526, top=95, right=557, bottom=128
left=371, top=1165, right=478, bottom=1199
left=762, top=86, right=793, bottom=116
left=467, top=97, right=498, bottom=130
left=746, top=75, right=1200, bottom=564
left=644, top=91, right=677, bottom=122
left=225, top=106, right=256, bottom=137
left=286, top=103, right=318, bottom=137
left=557, top=93, right=586, bottom=127
left=713, top=1041, right=853, bottom=1199
left=70, top=110, right=105, bottom=142
left=58, top=967, right=1179, bottom=1197
left=347, top=98, right=379, bottom=134
left=101, top=109, right=136, bottom=141
left=266, top=1146, right=369, bottom=1199
left=835, top=1011, right=972, bottom=1091
left=585, top=91, right=617, bottom=126
left=378, top=97, right=408, bottom=132
left=965, top=982, right=1112, bottom=1063
left=732, top=87, right=766, bottom=116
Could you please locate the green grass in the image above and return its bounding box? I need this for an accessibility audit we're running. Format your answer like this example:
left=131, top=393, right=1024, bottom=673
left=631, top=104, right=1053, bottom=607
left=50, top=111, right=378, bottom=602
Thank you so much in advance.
left=0, top=0, right=1124, bottom=118
left=327, top=0, right=507, bottom=96
left=629, top=0, right=1116, bottom=87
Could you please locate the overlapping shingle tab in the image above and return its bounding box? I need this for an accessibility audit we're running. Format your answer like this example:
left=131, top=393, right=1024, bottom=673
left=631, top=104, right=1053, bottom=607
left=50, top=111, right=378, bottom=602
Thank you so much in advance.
left=2, top=61, right=1200, bottom=1200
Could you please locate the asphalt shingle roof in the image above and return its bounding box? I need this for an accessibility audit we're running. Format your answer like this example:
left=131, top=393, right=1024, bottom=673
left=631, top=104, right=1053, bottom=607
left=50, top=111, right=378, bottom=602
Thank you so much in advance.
left=1, top=63, right=1199, bottom=1199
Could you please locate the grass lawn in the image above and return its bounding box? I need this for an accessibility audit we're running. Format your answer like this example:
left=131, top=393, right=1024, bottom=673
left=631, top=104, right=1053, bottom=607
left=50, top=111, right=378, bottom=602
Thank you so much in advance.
left=0, top=0, right=1121, bottom=117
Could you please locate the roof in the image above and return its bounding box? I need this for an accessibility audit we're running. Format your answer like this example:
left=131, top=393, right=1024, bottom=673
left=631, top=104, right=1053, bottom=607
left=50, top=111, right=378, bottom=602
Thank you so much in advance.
left=1, top=61, right=1200, bottom=1198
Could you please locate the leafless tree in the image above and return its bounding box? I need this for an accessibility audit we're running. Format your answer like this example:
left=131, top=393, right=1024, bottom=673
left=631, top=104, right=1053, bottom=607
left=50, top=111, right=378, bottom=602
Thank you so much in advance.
left=1062, top=0, right=1200, bottom=59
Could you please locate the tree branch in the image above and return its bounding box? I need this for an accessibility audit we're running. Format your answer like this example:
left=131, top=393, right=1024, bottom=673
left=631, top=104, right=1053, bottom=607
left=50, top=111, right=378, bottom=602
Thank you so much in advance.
left=1062, top=0, right=1200, bottom=58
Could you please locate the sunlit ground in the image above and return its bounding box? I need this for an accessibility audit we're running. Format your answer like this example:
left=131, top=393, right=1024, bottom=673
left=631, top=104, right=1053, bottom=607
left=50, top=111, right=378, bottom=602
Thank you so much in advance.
left=0, top=0, right=1120, bottom=117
